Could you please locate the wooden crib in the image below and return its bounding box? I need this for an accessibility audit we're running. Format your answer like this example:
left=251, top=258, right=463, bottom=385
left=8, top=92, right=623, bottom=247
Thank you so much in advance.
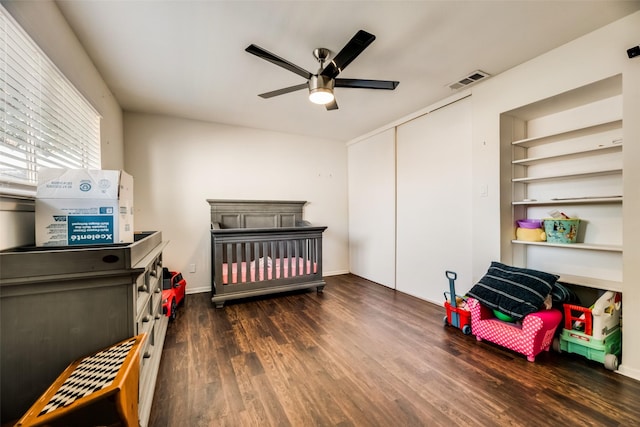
left=208, top=199, right=327, bottom=308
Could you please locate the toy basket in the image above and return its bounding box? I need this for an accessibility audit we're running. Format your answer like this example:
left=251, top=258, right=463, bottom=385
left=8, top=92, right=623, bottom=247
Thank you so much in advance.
left=543, top=218, right=580, bottom=243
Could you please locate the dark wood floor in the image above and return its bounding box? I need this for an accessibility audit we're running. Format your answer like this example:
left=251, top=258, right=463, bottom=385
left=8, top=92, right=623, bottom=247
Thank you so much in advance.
left=149, top=274, right=640, bottom=426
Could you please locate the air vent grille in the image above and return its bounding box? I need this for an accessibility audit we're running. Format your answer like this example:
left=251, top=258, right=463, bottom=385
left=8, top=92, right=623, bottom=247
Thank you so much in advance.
left=448, top=70, right=490, bottom=90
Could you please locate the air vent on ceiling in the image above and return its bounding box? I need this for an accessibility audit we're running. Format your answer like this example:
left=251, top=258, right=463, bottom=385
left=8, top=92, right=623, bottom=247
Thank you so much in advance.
left=448, top=70, right=490, bottom=90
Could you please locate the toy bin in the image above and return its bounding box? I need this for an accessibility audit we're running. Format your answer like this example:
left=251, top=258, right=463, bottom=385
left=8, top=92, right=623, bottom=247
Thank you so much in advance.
left=543, top=218, right=580, bottom=243
left=555, top=291, right=622, bottom=370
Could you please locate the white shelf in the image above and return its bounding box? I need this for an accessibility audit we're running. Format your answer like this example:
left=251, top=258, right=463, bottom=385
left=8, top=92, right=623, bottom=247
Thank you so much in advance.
left=512, top=144, right=622, bottom=166
left=512, top=196, right=622, bottom=206
left=512, top=240, right=622, bottom=252
left=511, top=119, right=622, bottom=148
left=555, top=274, right=622, bottom=292
left=512, top=168, right=622, bottom=183
left=503, top=76, right=623, bottom=298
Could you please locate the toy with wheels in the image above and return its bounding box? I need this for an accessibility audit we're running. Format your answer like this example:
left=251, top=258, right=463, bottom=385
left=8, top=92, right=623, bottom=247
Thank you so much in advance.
left=442, top=271, right=471, bottom=335
left=555, top=291, right=622, bottom=370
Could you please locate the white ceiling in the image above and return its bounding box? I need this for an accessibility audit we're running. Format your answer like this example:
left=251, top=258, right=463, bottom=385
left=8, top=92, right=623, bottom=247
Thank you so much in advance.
left=55, top=0, right=640, bottom=142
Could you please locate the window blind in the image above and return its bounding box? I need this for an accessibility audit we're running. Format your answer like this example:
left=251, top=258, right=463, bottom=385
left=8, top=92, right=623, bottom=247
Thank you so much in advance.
left=0, top=5, right=101, bottom=197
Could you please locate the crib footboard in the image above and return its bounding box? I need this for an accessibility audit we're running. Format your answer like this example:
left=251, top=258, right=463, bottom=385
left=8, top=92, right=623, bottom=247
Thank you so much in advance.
left=210, top=225, right=327, bottom=308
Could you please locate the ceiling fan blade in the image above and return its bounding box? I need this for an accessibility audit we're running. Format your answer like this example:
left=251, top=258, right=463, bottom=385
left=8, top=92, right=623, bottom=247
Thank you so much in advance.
left=335, top=78, right=399, bottom=90
left=325, top=99, right=338, bottom=111
left=321, top=30, right=376, bottom=79
left=258, top=83, right=309, bottom=99
left=246, top=44, right=312, bottom=80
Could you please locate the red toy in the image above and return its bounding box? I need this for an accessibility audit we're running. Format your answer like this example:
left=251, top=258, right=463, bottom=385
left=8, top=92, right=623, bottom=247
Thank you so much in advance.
left=443, top=271, right=472, bottom=335
left=162, top=268, right=187, bottom=321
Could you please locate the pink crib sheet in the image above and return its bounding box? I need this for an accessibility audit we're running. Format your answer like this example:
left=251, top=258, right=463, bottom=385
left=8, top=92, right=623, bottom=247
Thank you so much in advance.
left=222, top=257, right=317, bottom=284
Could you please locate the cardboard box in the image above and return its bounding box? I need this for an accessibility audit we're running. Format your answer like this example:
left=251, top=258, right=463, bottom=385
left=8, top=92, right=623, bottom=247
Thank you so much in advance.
left=36, top=168, right=134, bottom=246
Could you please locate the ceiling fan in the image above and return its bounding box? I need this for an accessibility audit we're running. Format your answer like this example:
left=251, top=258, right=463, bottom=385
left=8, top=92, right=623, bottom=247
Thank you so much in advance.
left=245, top=30, right=399, bottom=110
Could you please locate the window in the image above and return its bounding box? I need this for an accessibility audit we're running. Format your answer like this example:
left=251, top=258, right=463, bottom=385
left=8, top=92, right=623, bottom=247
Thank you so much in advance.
left=0, top=5, right=101, bottom=197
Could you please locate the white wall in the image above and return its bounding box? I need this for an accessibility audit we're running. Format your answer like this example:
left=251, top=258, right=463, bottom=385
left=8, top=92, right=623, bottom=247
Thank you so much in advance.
left=470, top=12, right=640, bottom=379
left=123, top=113, right=349, bottom=293
left=396, top=97, right=473, bottom=303
left=0, top=0, right=123, bottom=250
left=347, top=128, right=396, bottom=288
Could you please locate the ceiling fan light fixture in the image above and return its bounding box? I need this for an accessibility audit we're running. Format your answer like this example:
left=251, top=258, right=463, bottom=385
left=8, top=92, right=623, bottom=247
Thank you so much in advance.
left=247, top=30, right=398, bottom=110
left=308, top=75, right=335, bottom=105
left=309, top=88, right=334, bottom=105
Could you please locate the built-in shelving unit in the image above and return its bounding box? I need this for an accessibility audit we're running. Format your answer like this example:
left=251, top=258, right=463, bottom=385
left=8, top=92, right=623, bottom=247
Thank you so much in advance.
left=500, top=74, right=623, bottom=293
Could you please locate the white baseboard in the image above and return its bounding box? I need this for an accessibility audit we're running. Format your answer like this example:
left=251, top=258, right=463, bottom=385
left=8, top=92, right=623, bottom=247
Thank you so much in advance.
left=617, top=364, right=640, bottom=381
left=187, top=285, right=211, bottom=295
left=324, top=269, right=350, bottom=276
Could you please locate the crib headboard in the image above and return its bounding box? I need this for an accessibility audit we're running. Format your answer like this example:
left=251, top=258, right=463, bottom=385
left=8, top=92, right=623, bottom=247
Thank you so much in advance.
left=207, top=199, right=308, bottom=229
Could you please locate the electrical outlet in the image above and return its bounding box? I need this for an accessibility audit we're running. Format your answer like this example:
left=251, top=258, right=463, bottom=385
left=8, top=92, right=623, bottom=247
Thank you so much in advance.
left=189, top=263, right=196, bottom=273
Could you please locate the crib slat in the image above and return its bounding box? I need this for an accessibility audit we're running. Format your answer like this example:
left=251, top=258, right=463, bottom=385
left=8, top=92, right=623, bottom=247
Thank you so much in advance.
left=297, top=240, right=301, bottom=275
left=226, top=242, right=234, bottom=284
left=303, top=239, right=307, bottom=275
left=279, top=240, right=285, bottom=279
left=309, top=238, right=314, bottom=275
left=284, top=240, right=291, bottom=279
left=242, top=242, right=253, bottom=283
left=281, top=240, right=286, bottom=279
left=251, top=242, right=257, bottom=283
left=314, top=238, right=318, bottom=274
left=259, top=241, right=264, bottom=282
left=314, top=237, right=318, bottom=272
left=270, top=241, right=277, bottom=280
left=303, top=238, right=309, bottom=275
left=291, top=240, right=296, bottom=275
left=299, top=239, right=305, bottom=275
left=276, top=240, right=282, bottom=279
left=257, top=242, right=263, bottom=282
left=228, top=242, right=234, bottom=284
left=236, top=243, right=243, bottom=284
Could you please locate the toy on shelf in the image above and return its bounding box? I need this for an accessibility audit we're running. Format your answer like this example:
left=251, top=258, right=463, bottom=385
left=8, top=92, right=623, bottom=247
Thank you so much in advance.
left=515, top=219, right=546, bottom=242
left=555, top=291, right=622, bottom=370
left=442, top=271, right=471, bottom=335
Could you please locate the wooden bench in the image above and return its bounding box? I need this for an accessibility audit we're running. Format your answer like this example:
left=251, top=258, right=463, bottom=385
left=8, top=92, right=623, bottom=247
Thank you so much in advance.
left=16, top=334, right=145, bottom=427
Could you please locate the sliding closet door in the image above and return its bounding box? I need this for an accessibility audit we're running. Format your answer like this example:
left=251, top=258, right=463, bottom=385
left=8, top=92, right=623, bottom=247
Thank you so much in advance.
left=396, top=97, right=472, bottom=303
left=347, top=128, right=396, bottom=288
